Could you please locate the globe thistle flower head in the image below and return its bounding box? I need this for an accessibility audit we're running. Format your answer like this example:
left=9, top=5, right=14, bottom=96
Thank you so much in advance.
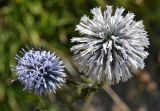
left=12, top=47, right=66, bottom=96
left=71, top=5, right=149, bottom=84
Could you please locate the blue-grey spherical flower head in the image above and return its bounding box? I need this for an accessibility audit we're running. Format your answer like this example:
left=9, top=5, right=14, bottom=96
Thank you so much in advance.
left=71, top=5, right=149, bottom=84
left=13, top=48, right=66, bottom=96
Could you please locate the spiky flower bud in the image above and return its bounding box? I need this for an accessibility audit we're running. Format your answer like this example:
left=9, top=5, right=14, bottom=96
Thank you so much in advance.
left=12, top=48, right=66, bottom=95
left=71, top=5, right=149, bottom=84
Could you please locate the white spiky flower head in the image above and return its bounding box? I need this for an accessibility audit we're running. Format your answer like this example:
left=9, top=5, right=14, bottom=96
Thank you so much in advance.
left=71, top=5, right=149, bottom=84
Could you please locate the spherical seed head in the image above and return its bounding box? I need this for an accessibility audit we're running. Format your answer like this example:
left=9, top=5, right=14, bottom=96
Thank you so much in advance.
left=71, top=5, right=149, bottom=84
left=14, top=48, right=66, bottom=96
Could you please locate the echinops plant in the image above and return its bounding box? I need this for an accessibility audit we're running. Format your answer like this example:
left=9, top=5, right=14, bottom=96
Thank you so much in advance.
left=71, top=5, right=149, bottom=84
left=12, top=47, right=66, bottom=96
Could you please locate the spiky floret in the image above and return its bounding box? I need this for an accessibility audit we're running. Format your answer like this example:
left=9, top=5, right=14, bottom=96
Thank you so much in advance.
left=12, top=47, right=66, bottom=95
left=71, top=5, right=149, bottom=84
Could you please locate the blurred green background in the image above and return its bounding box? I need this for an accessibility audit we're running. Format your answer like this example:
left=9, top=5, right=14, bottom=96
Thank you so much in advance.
left=0, top=0, right=160, bottom=111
